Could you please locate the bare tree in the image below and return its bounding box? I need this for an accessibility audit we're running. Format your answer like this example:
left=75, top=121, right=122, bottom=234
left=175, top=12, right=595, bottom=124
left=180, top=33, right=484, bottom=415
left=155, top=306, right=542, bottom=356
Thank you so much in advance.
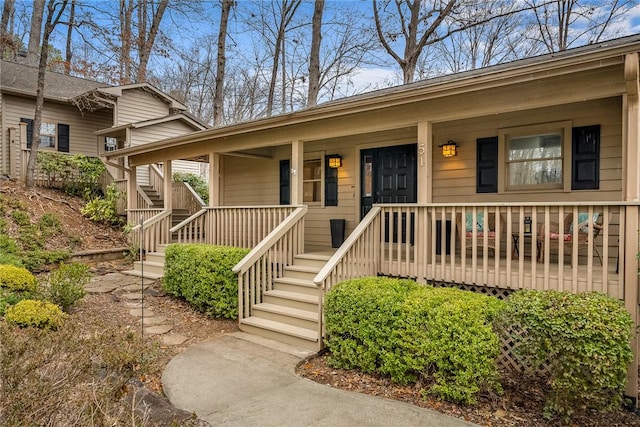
left=1, top=0, right=16, bottom=58
left=213, top=0, right=233, bottom=126
left=64, top=0, right=75, bottom=74
left=1, top=0, right=15, bottom=35
left=135, top=0, right=168, bottom=82
left=26, top=0, right=69, bottom=188
left=373, top=0, right=457, bottom=84
left=307, top=0, right=324, bottom=107
left=27, top=0, right=45, bottom=65
left=526, top=0, right=636, bottom=53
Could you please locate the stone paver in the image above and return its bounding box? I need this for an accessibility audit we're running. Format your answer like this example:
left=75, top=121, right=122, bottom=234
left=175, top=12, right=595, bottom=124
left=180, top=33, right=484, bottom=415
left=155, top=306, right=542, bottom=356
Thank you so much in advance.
left=162, top=334, right=189, bottom=346
left=85, top=283, right=121, bottom=294
left=129, top=308, right=156, bottom=317
left=121, top=283, right=150, bottom=292
left=145, top=325, right=174, bottom=335
left=142, top=316, right=169, bottom=326
left=123, top=292, right=144, bottom=300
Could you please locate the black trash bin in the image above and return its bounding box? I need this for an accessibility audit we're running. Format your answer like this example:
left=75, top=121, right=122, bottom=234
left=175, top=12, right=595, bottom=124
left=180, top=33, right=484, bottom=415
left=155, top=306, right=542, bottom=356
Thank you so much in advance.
left=330, top=219, right=346, bottom=248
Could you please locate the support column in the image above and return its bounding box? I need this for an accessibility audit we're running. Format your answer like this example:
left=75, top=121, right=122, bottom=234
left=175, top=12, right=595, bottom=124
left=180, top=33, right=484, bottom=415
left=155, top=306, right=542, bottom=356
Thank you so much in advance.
left=127, top=162, right=137, bottom=224
left=417, top=121, right=433, bottom=204
left=623, top=52, right=639, bottom=402
left=163, top=160, right=172, bottom=211
left=209, top=152, right=220, bottom=206
left=291, top=140, right=304, bottom=205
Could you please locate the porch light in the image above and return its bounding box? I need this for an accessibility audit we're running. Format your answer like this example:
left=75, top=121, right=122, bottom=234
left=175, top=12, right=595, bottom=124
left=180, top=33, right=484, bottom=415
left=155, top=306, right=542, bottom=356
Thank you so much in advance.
left=440, top=141, right=458, bottom=157
left=328, top=154, right=342, bottom=168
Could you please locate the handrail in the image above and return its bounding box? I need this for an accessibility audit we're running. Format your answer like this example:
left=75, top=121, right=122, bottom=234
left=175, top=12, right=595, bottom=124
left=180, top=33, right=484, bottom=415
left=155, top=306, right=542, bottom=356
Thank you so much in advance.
left=314, top=206, right=381, bottom=286
left=374, top=201, right=640, bottom=207
left=149, top=163, right=164, bottom=179
left=182, top=181, right=206, bottom=207
left=131, top=209, right=171, bottom=232
left=136, top=184, right=154, bottom=207
left=233, top=206, right=307, bottom=274
left=170, top=208, right=207, bottom=233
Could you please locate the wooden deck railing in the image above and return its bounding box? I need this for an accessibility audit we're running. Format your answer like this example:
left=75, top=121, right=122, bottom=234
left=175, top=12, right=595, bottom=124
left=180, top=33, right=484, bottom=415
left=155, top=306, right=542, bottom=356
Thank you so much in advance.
left=315, top=202, right=638, bottom=298
left=233, top=206, right=307, bottom=321
left=149, top=163, right=164, bottom=195
left=170, top=205, right=298, bottom=247
left=129, top=210, right=172, bottom=253
left=172, top=181, right=205, bottom=214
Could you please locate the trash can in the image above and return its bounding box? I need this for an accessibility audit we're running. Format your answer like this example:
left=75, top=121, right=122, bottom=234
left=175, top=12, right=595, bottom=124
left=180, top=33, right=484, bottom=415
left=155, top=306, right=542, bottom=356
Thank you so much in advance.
left=330, top=219, right=346, bottom=248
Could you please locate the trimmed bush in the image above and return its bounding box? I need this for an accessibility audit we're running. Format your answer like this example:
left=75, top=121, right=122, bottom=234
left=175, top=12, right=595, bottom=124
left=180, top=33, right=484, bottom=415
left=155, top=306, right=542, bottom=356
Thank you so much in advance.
left=325, top=277, right=504, bottom=404
left=45, top=263, right=91, bottom=312
left=0, top=265, right=38, bottom=292
left=163, top=244, right=249, bottom=319
left=499, top=290, right=633, bottom=419
left=5, top=299, right=66, bottom=329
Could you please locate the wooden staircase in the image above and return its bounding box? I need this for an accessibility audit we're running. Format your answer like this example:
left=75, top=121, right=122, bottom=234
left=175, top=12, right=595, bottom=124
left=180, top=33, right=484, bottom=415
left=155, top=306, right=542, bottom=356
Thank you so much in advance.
left=239, top=252, right=330, bottom=350
left=139, top=184, right=163, bottom=207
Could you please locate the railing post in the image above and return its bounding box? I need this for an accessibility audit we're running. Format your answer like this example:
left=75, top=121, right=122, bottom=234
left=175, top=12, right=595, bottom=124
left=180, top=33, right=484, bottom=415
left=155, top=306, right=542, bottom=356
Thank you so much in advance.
left=623, top=205, right=639, bottom=401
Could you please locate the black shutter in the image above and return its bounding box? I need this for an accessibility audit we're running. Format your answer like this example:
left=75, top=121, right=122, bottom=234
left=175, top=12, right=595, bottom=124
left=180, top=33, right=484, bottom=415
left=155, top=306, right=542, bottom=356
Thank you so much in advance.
left=476, top=136, right=498, bottom=193
left=20, top=118, right=33, bottom=148
left=571, top=125, right=600, bottom=190
left=57, top=123, right=70, bottom=153
left=279, top=159, right=290, bottom=205
left=325, top=156, right=338, bottom=206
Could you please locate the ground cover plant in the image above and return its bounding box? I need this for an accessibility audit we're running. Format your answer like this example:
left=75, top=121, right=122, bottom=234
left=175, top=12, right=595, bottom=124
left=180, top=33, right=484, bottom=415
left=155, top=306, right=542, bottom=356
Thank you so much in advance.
left=163, top=244, right=249, bottom=318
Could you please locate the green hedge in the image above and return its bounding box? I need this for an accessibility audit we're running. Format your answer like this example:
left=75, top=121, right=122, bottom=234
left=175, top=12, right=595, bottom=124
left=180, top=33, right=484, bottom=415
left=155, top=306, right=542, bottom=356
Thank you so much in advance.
left=325, top=277, right=505, bottom=404
left=0, top=265, right=38, bottom=292
left=5, top=299, right=66, bottom=329
left=162, top=244, right=249, bottom=319
left=499, top=290, right=633, bottom=419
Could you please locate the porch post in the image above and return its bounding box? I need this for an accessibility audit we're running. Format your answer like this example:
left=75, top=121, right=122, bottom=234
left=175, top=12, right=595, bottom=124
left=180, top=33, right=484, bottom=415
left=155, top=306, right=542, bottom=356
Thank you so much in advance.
left=127, top=162, right=137, bottom=223
left=417, top=121, right=433, bottom=270
left=163, top=160, right=172, bottom=211
left=209, top=152, right=220, bottom=206
left=623, top=52, right=639, bottom=402
left=291, top=140, right=303, bottom=205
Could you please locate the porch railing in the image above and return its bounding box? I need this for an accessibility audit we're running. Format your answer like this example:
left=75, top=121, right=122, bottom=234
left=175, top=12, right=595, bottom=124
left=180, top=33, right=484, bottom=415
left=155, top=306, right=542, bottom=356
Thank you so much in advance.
left=315, top=202, right=639, bottom=300
left=233, top=206, right=307, bottom=321
left=170, top=205, right=298, bottom=246
left=129, top=210, right=171, bottom=253
left=149, top=163, right=164, bottom=195
left=172, top=181, right=205, bottom=214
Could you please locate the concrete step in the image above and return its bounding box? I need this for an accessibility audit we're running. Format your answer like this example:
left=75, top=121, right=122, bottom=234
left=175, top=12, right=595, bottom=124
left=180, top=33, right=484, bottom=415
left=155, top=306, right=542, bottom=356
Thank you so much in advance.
left=133, top=261, right=164, bottom=276
left=251, top=303, right=318, bottom=330
left=283, top=265, right=321, bottom=281
left=294, top=253, right=332, bottom=268
left=172, top=209, right=190, bottom=215
left=272, top=277, right=319, bottom=296
left=121, top=269, right=163, bottom=280
left=263, top=289, right=318, bottom=311
left=239, top=317, right=318, bottom=350
left=144, top=252, right=165, bottom=264
left=156, top=244, right=169, bottom=253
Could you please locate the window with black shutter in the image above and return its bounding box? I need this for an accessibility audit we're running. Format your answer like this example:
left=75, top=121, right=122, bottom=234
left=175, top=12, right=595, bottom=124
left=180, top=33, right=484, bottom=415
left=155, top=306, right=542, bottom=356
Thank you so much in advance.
left=57, top=124, right=70, bottom=153
left=571, top=125, right=600, bottom=190
left=476, top=136, right=498, bottom=193
left=325, top=156, right=338, bottom=206
left=20, top=118, right=33, bottom=148
left=279, top=159, right=290, bottom=205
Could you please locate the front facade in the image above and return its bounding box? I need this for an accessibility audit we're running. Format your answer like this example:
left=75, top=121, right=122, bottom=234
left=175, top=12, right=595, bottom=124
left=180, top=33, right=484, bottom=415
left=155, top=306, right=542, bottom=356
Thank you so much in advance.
left=110, top=35, right=640, bottom=398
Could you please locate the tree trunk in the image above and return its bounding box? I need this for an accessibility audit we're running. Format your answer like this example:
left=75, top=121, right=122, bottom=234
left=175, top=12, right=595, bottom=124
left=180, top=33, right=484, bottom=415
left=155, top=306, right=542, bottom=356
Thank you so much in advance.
left=213, top=0, right=233, bottom=126
left=307, top=0, right=324, bottom=107
left=136, top=0, right=168, bottom=82
left=27, top=0, right=45, bottom=66
left=120, top=0, right=134, bottom=84
left=1, top=0, right=15, bottom=35
left=64, top=0, right=75, bottom=74
left=26, top=0, right=68, bottom=187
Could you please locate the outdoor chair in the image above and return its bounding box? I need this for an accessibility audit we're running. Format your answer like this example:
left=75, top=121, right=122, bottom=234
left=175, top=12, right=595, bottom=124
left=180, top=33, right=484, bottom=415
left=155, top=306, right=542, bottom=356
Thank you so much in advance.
left=456, top=211, right=504, bottom=256
left=537, top=212, right=603, bottom=265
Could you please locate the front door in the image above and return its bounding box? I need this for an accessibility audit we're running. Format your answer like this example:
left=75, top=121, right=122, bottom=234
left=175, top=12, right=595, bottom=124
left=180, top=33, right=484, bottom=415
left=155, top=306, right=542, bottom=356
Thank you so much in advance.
left=360, top=144, right=417, bottom=218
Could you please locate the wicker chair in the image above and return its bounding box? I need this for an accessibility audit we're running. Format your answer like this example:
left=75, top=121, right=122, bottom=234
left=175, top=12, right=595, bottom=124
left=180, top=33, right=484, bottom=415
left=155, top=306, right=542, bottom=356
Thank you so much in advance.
left=538, top=212, right=603, bottom=265
left=456, top=212, right=504, bottom=256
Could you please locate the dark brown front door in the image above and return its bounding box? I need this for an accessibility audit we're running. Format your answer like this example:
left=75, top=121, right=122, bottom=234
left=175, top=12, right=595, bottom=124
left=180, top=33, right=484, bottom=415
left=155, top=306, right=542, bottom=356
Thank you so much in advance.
left=361, top=144, right=417, bottom=219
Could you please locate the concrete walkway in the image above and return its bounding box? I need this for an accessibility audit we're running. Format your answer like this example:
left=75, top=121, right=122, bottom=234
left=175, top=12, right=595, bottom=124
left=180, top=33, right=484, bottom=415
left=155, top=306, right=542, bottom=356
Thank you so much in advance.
left=162, top=333, right=477, bottom=427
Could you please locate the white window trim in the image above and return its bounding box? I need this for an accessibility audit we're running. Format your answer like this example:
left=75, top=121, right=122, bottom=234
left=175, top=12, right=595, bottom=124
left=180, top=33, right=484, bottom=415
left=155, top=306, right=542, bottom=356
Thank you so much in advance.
left=303, top=150, right=325, bottom=206
left=39, top=121, right=57, bottom=150
left=498, top=121, right=572, bottom=193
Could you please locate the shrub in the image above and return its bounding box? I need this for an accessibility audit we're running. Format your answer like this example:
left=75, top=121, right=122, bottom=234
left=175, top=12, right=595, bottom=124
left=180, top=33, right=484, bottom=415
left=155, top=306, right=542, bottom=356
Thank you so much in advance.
left=10, top=210, right=30, bottom=227
left=37, top=152, right=105, bottom=197
left=325, top=278, right=504, bottom=404
left=37, top=213, right=63, bottom=238
left=5, top=299, right=66, bottom=329
left=163, top=244, right=249, bottom=319
left=81, top=185, right=123, bottom=225
left=499, top=290, right=633, bottom=419
left=173, top=172, right=209, bottom=204
left=21, top=249, right=71, bottom=272
left=45, top=263, right=91, bottom=312
left=0, top=265, right=38, bottom=292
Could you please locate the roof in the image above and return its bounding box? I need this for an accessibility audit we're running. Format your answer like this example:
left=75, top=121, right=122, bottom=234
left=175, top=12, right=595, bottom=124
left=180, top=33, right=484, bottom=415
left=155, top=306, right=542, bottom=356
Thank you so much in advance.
left=99, top=83, right=187, bottom=111
left=0, top=60, right=110, bottom=101
left=107, top=33, right=640, bottom=161
left=94, top=113, right=208, bottom=136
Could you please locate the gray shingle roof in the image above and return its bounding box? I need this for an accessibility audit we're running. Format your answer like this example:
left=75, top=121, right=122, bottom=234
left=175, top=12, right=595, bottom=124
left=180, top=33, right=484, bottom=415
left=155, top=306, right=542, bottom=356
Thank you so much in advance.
left=0, top=60, right=111, bottom=101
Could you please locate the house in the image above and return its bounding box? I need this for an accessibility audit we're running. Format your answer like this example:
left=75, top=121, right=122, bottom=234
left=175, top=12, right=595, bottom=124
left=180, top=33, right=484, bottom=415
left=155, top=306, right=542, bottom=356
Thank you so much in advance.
left=0, top=60, right=208, bottom=210
left=107, top=35, right=640, bottom=399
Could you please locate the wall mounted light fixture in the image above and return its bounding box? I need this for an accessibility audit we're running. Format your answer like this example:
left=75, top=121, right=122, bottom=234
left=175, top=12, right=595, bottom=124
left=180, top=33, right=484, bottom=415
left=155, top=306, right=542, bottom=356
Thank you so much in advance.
left=439, top=140, right=458, bottom=157
left=328, top=154, right=342, bottom=168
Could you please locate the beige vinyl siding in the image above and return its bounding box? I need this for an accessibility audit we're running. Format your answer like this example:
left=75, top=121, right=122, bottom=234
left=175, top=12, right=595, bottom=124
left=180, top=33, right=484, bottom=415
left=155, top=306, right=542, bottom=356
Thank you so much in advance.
left=1, top=94, right=112, bottom=175
left=131, top=120, right=202, bottom=184
left=431, top=97, right=622, bottom=203
left=116, top=89, right=170, bottom=125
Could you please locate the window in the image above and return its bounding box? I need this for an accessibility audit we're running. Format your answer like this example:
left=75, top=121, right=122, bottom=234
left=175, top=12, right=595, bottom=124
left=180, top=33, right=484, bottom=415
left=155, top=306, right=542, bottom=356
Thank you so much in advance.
left=39, top=123, right=56, bottom=148
left=303, top=159, right=322, bottom=203
left=507, top=133, right=562, bottom=188
left=105, top=137, right=118, bottom=152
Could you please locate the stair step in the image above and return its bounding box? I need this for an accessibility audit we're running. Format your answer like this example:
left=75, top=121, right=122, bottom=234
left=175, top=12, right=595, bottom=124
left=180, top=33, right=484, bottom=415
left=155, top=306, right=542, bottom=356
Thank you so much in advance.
left=263, top=289, right=318, bottom=311
left=284, top=265, right=320, bottom=280
left=156, top=244, right=169, bottom=253
left=144, top=252, right=165, bottom=264
left=294, top=253, right=332, bottom=268
left=252, top=303, right=318, bottom=329
left=133, top=261, right=164, bottom=276
left=272, top=277, right=318, bottom=295
left=121, top=269, right=163, bottom=280
left=239, top=317, right=318, bottom=350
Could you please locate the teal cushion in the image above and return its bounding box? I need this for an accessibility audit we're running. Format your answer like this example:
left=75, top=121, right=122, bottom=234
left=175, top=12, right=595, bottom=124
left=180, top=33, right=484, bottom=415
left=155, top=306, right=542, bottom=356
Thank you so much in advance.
left=465, top=212, right=485, bottom=232
left=570, top=212, right=600, bottom=233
